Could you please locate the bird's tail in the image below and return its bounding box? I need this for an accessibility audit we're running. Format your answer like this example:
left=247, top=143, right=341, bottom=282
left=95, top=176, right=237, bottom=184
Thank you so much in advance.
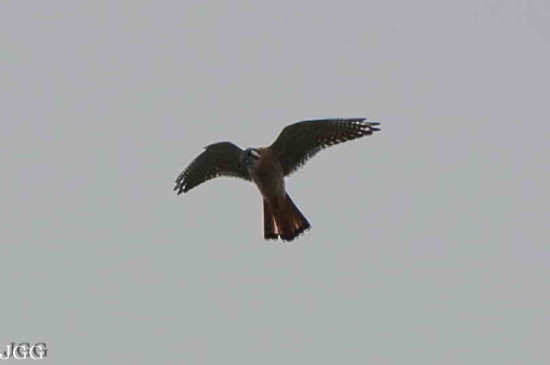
left=263, top=194, right=310, bottom=242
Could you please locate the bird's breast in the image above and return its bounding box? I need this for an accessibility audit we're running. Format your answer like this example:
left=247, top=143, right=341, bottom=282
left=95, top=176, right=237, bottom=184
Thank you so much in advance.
left=250, top=149, right=285, bottom=201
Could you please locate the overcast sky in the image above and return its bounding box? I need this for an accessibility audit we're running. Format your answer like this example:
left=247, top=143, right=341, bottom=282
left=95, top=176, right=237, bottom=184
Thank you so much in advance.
left=1, top=1, right=548, bottom=364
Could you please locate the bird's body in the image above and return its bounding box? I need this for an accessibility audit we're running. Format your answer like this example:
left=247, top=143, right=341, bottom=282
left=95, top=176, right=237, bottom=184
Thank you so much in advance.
left=174, top=118, right=380, bottom=242
left=242, top=146, right=309, bottom=240
left=247, top=148, right=285, bottom=204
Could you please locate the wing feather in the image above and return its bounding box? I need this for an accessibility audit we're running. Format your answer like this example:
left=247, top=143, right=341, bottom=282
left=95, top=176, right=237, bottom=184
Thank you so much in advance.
left=270, top=118, right=380, bottom=176
left=174, top=141, right=251, bottom=194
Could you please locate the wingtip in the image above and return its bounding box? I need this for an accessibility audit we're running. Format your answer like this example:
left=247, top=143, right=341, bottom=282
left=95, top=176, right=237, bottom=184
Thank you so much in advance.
left=355, top=119, right=380, bottom=128
left=366, top=121, right=381, bottom=132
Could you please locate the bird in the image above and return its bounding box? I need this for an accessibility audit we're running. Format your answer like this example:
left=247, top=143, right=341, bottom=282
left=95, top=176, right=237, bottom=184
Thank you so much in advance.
left=174, top=118, right=381, bottom=242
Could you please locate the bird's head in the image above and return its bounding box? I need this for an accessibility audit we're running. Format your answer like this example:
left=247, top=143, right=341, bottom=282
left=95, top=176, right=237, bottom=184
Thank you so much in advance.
left=241, top=148, right=261, bottom=169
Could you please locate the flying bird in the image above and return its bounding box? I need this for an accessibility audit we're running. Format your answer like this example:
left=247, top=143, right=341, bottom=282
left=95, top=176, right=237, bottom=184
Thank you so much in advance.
left=174, top=118, right=380, bottom=242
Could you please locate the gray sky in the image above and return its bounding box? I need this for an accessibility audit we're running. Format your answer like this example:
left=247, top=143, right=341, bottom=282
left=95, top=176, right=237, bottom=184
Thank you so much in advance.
left=1, top=1, right=548, bottom=364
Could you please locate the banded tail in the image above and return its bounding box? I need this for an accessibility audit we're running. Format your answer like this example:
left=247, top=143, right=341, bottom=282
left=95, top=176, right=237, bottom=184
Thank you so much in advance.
left=263, top=194, right=311, bottom=242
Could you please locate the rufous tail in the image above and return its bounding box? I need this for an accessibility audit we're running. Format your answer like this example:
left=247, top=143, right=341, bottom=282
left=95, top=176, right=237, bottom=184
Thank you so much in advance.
left=263, top=194, right=310, bottom=242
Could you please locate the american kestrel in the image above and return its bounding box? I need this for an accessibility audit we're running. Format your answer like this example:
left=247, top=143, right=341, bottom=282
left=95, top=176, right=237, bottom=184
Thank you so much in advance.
left=174, top=118, right=380, bottom=241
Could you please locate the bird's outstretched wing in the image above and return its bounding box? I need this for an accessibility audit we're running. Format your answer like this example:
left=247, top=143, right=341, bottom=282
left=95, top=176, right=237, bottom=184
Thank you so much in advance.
left=270, top=118, right=381, bottom=176
left=174, top=141, right=251, bottom=194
